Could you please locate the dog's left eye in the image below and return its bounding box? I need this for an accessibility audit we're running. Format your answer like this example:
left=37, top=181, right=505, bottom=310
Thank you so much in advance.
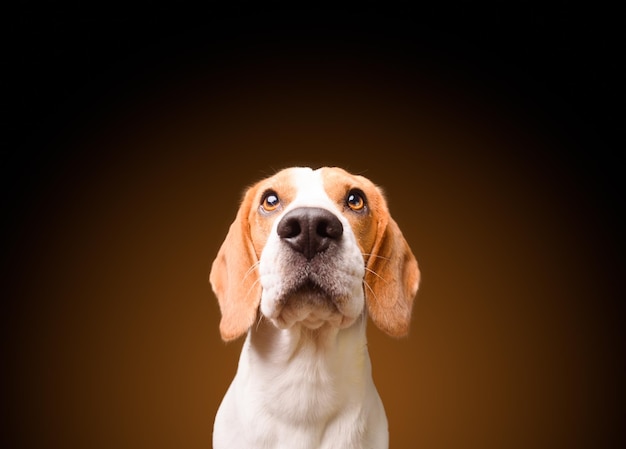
left=261, top=191, right=281, bottom=212
left=346, top=190, right=366, bottom=212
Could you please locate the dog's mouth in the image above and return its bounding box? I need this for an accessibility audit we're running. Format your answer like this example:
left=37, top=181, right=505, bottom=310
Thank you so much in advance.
left=259, top=251, right=366, bottom=331
left=269, top=277, right=352, bottom=330
left=281, top=278, right=340, bottom=312
left=286, top=277, right=331, bottom=301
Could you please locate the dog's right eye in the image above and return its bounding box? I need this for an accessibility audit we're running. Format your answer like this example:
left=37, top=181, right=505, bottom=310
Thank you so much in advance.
left=261, top=191, right=281, bottom=212
left=346, top=189, right=366, bottom=212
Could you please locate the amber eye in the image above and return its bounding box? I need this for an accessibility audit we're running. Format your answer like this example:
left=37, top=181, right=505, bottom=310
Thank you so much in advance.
left=346, top=189, right=366, bottom=211
left=261, top=191, right=280, bottom=212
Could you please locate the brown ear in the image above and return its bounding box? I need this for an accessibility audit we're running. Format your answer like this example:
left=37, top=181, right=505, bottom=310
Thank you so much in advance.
left=209, top=188, right=262, bottom=341
left=365, top=213, right=420, bottom=337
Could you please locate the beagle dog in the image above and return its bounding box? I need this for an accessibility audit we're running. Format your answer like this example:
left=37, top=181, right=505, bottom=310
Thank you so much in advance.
left=209, top=166, right=419, bottom=449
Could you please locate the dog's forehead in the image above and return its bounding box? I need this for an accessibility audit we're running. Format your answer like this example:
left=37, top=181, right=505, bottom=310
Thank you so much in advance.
left=318, top=166, right=372, bottom=199
left=252, top=167, right=377, bottom=213
left=279, top=166, right=365, bottom=203
left=291, top=167, right=327, bottom=203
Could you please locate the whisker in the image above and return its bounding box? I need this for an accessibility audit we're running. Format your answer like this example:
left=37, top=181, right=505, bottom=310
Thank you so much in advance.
left=362, top=253, right=391, bottom=262
left=364, top=266, right=388, bottom=283
left=241, top=261, right=261, bottom=284
left=255, top=313, right=266, bottom=332
left=243, top=276, right=262, bottom=303
left=363, top=280, right=378, bottom=302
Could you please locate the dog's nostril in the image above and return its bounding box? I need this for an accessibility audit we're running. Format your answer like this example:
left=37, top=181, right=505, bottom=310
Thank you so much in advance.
left=316, top=219, right=342, bottom=240
left=277, top=207, right=343, bottom=259
left=277, top=217, right=301, bottom=239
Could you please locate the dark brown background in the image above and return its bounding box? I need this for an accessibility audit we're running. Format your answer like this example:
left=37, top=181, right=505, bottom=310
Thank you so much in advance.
left=2, top=3, right=623, bottom=449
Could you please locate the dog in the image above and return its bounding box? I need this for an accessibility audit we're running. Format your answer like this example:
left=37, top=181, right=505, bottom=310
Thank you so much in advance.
left=209, top=166, right=420, bottom=449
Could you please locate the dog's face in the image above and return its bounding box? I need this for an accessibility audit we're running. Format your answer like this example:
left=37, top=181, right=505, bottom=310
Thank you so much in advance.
left=253, top=167, right=379, bottom=331
left=210, top=167, right=419, bottom=341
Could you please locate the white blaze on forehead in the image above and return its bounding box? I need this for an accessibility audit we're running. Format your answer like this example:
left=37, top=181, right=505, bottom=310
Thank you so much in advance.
left=286, top=167, right=337, bottom=211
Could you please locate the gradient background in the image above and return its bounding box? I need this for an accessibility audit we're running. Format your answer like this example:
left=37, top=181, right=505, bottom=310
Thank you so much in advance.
left=2, top=3, right=623, bottom=449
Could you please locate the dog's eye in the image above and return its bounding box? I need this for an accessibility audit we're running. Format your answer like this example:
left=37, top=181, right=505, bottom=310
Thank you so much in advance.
left=346, top=190, right=366, bottom=212
left=261, top=191, right=281, bottom=212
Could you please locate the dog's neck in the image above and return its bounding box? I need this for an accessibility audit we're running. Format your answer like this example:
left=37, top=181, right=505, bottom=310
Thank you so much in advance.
left=236, top=312, right=375, bottom=424
left=216, top=313, right=389, bottom=448
left=248, top=312, right=368, bottom=367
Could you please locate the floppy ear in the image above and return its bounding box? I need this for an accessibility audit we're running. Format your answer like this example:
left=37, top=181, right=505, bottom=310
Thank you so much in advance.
left=365, top=211, right=420, bottom=337
left=209, top=187, right=262, bottom=342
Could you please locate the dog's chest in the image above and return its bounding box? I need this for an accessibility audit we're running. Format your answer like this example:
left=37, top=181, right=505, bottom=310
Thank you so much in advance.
left=249, top=325, right=368, bottom=413
left=226, top=325, right=378, bottom=447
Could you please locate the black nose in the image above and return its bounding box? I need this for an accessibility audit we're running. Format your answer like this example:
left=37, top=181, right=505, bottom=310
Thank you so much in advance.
left=277, top=207, right=343, bottom=260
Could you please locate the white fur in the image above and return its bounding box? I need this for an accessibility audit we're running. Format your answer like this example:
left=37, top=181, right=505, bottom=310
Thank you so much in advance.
left=213, top=168, right=390, bottom=449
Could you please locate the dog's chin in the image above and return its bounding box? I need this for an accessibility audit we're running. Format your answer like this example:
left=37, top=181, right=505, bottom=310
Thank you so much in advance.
left=267, top=282, right=359, bottom=330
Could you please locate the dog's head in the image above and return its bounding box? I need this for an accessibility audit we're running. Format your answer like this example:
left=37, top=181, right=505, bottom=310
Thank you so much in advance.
left=210, top=167, right=420, bottom=341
